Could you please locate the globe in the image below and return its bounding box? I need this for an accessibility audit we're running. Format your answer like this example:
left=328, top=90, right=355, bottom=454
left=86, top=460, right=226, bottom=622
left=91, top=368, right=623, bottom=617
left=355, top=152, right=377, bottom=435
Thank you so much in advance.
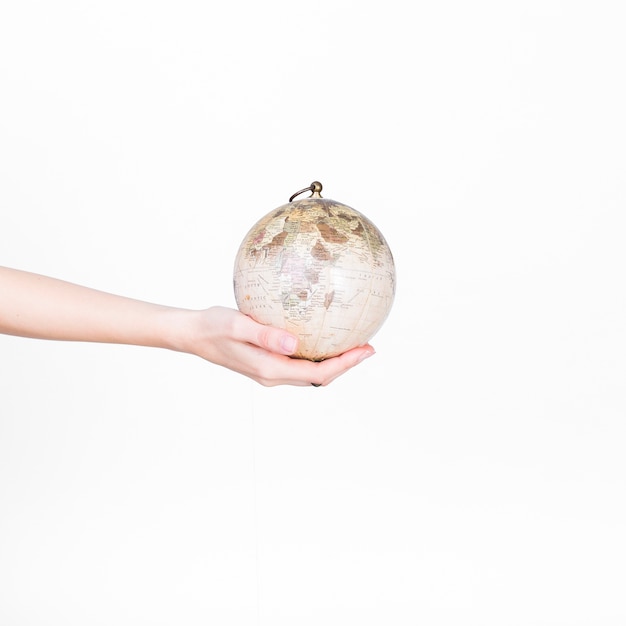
left=233, top=182, right=396, bottom=361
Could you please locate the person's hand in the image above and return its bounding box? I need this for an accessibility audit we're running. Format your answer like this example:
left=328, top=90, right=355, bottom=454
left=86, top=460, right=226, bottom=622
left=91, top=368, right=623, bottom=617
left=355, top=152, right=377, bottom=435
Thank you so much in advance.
left=177, top=306, right=375, bottom=387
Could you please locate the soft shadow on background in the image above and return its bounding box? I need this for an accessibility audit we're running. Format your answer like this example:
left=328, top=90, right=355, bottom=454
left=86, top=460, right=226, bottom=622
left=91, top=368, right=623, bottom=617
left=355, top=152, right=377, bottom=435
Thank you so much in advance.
left=1, top=2, right=625, bottom=625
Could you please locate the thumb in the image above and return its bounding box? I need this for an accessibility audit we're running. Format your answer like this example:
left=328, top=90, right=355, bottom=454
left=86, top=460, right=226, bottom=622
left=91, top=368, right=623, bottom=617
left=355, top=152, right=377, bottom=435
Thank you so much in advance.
left=256, top=324, right=299, bottom=355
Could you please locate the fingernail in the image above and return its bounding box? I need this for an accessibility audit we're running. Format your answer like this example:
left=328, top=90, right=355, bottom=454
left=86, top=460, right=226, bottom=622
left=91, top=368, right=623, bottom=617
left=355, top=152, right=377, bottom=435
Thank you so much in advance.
left=281, top=335, right=297, bottom=353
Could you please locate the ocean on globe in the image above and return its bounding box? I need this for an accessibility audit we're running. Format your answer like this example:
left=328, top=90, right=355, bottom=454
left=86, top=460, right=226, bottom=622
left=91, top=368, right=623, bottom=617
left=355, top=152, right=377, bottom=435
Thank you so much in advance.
left=233, top=182, right=396, bottom=361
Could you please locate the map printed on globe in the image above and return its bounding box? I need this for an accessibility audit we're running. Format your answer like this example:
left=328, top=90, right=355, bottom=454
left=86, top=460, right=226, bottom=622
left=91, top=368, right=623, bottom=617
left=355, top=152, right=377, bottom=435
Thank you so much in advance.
left=233, top=182, right=396, bottom=361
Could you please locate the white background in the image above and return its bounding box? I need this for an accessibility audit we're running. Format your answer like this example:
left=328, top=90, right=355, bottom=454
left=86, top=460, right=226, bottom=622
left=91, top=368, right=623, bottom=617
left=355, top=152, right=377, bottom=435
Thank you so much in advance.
left=1, top=1, right=625, bottom=625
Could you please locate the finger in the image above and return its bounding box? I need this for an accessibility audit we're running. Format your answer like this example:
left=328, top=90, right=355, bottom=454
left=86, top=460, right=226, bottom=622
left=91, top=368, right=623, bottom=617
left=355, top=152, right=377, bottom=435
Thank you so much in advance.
left=239, top=315, right=299, bottom=355
left=259, top=344, right=376, bottom=387
left=309, top=345, right=376, bottom=386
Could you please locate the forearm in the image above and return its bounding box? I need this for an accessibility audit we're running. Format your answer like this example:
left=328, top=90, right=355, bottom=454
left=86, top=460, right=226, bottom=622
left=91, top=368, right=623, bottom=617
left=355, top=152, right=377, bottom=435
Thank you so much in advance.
left=0, top=266, right=190, bottom=351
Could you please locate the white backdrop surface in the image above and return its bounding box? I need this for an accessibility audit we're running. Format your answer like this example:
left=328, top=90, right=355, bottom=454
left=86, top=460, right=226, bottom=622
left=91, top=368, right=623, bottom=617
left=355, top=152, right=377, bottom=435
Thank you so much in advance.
left=1, top=1, right=625, bottom=625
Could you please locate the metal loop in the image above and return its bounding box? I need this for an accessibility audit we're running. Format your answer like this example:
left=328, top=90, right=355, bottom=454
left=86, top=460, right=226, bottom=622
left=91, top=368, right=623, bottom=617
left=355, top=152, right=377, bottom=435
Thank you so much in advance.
left=289, top=181, right=323, bottom=202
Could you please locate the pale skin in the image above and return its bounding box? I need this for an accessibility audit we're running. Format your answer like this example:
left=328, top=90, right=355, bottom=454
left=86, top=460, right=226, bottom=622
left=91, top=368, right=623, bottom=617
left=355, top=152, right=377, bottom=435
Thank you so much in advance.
left=0, top=266, right=375, bottom=387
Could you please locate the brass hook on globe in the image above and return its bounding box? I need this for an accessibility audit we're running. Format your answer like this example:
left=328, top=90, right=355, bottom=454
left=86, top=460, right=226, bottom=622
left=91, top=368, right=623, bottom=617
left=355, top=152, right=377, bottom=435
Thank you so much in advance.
left=289, top=181, right=323, bottom=202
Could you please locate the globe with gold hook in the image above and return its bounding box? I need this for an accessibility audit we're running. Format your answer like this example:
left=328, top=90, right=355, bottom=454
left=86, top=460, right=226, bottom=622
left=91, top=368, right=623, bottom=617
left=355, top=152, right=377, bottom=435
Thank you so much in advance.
left=233, top=182, right=396, bottom=361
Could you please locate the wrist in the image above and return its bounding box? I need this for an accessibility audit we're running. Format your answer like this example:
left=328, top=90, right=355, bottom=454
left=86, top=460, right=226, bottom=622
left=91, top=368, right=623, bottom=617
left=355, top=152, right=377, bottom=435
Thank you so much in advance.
left=158, top=307, right=201, bottom=356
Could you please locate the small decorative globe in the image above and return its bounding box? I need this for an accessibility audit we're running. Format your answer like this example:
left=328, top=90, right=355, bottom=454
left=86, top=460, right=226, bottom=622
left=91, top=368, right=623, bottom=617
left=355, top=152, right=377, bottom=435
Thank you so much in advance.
left=233, top=182, right=396, bottom=361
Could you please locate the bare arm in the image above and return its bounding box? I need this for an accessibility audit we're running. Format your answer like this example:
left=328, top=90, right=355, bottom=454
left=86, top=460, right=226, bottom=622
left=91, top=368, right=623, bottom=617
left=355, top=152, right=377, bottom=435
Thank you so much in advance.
left=0, top=266, right=374, bottom=386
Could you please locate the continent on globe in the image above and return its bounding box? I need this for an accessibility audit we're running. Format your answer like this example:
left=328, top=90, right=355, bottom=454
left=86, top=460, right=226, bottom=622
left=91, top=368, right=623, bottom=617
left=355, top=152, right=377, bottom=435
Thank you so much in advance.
left=233, top=181, right=396, bottom=361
